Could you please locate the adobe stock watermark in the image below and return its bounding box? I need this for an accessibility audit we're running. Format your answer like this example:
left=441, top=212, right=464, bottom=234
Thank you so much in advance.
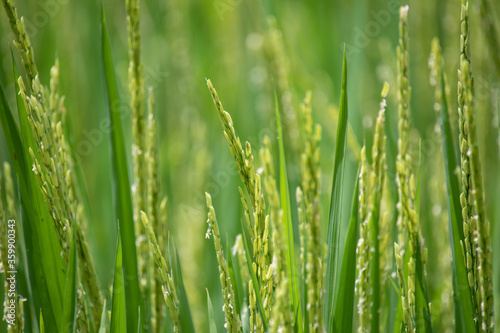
left=2, top=0, right=69, bottom=46
left=343, top=0, right=404, bottom=57
left=4, top=219, right=18, bottom=328
left=213, top=0, right=243, bottom=20
left=75, top=66, right=168, bottom=157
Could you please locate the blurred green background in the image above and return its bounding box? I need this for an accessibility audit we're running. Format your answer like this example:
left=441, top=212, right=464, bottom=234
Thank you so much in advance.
left=1, top=0, right=499, bottom=331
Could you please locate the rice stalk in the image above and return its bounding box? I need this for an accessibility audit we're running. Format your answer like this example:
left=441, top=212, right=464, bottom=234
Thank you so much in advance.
left=260, top=136, right=285, bottom=277
left=205, top=193, right=242, bottom=333
left=296, top=91, right=324, bottom=331
left=207, top=79, right=273, bottom=330
left=2, top=1, right=103, bottom=327
left=1, top=0, right=38, bottom=85
left=395, top=6, right=430, bottom=332
left=268, top=274, right=293, bottom=332
left=369, top=82, right=388, bottom=333
left=140, top=212, right=180, bottom=332
left=428, top=38, right=454, bottom=331
left=145, top=87, right=163, bottom=332
left=396, top=5, right=411, bottom=258
left=19, top=82, right=91, bottom=333
left=125, top=4, right=152, bottom=328
left=126, top=0, right=147, bottom=220
left=356, top=146, right=372, bottom=333
left=458, top=1, right=494, bottom=330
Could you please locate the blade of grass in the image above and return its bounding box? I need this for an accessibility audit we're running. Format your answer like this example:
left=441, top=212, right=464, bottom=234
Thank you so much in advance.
left=206, top=289, right=218, bottom=333
left=275, top=92, right=302, bottom=330
left=414, top=142, right=432, bottom=332
left=98, top=300, right=109, bottom=333
left=101, top=7, right=142, bottom=332
left=62, top=224, right=78, bottom=333
left=167, top=235, right=196, bottom=332
left=439, top=73, right=475, bottom=332
left=324, top=48, right=348, bottom=331
left=40, top=312, right=45, bottom=333
left=110, top=234, right=126, bottom=333
left=332, top=172, right=359, bottom=332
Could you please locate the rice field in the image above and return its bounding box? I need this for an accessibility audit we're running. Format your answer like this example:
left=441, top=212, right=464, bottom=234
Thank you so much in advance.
left=0, top=0, right=499, bottom=332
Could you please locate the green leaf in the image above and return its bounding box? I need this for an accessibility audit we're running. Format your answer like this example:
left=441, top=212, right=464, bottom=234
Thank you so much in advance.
left=62, top=224, right=78, bottom=333
left=275, top=92, right=302, bottom=330
left=332, top=172, right=359, bottom=332
left=168, top=235, right=196, bottom=332
left=414, top=141, right=432, bottom=333
left=101, top=7, right=142, bottom=332
left=438, top=72, right=476, bottom=333
left=206, top=289, right=218, bottom=333
left=40, top=311, right=45, bottom=333
left=324, top=48, right=349, bottom=331
left=98, top=299, right=109, bottom=333
left=110, top=235, right=126, bottom=333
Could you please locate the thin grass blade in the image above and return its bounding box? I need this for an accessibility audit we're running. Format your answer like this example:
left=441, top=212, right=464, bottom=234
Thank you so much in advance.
left=168, top=235, right=196, bottom=332
left=332, top=172, right=359, bottom=332
left=275, top=92, right=302, bottom=330
left=110, top=235, right=126, bottom=333
left=414, top=142, right=432, bottom=332
left=101, top=7, right=142, bottom=332
left=206, top=289, right=218, bottom=333
left=98, top=300, right=109, bottom=333
left=324, top=48, right=349, bottom=331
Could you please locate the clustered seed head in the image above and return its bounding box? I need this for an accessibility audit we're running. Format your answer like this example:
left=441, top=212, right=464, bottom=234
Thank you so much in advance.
left=269, top=274, right=293, bottom=332
left=204, top=194, right=242, bottom=333
left=296, top=92, right=324, bottom=332
left=395, top=6, right=430, bottom=332
left=356, top=147, right=372, bottom=333
left=141, top=212, right=181, bottom=332
left=457, top=0, right=494, bottom=330
left=2, top=7, right=104, bottom=323
left=208, top=79, right=274, bottom=330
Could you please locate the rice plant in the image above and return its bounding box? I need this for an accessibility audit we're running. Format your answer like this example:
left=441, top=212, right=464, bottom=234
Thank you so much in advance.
left=0, top=0, right=498, bottom=332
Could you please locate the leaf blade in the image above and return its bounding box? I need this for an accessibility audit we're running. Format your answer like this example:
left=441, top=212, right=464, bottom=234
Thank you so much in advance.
left=101, top=7, right=142, bottom=332
left=110, top=235, right=126, bottom=333
left=324, top=48, right=349, bottom=331
left=275, top=92, right=302, bottom=330
left=206, top=289, right=218, bottom=333
left=332, top=172, right=359, bottom=332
